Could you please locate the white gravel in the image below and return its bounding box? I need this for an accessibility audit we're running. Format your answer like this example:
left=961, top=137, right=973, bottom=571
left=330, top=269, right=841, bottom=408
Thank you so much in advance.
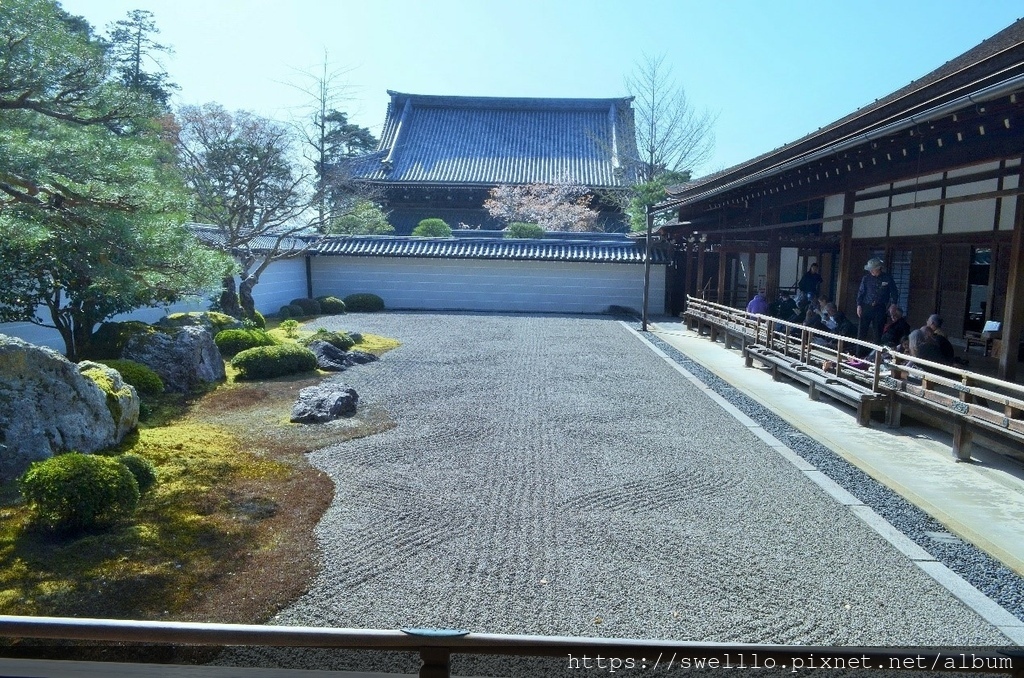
left=219, top=312, right=1013, bottom=674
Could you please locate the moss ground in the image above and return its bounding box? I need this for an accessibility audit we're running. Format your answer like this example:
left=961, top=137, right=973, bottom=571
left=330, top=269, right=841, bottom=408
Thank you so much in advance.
left=0, top=330, right=399, bottom=642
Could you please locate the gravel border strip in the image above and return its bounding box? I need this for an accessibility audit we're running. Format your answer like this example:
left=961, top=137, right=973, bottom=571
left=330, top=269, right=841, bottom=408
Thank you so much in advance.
left=632, top=322, right=1024, bottom=639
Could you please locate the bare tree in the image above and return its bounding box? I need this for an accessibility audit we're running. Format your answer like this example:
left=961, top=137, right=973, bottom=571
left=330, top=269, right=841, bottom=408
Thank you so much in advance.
left=626, top=53, right=716, bottom=182
left=285, top=53, right=380, bottom=233
left=175, top=103, right=314, bottom=318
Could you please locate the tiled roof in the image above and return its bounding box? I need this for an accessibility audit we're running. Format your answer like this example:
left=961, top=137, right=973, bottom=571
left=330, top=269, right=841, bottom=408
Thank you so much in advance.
left=665, top=18, right=1024, bottom=205
left=348, top=92, right=639, bottom=188
left=315, top=235, right=668, bottom=264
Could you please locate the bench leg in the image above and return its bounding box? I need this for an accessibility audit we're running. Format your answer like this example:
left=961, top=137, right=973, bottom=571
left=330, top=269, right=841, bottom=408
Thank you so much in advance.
left=744, top=352, right=753, bottom=368
left=886, top=394, right=902, bottom=429
left=952, top=421, right=973, bottom=462
left=857, top=402, right=872, bottom=427
left=771, top=364, right=780, bottom=381
left=808, top=382, right=819, bottom=401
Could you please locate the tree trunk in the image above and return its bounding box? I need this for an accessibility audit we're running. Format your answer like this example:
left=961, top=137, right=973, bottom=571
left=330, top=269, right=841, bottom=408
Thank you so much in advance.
left=220, top=275, right=242, bottom=318
left=239, top=275, right=258, bottom=319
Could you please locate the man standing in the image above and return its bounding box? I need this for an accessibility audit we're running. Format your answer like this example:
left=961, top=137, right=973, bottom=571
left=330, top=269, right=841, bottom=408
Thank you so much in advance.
left=856, top=258, right=899, bottom=346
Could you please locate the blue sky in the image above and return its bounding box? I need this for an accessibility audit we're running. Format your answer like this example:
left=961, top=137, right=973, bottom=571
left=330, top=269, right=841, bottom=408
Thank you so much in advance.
left=59, top=0, right=1024, bottom=177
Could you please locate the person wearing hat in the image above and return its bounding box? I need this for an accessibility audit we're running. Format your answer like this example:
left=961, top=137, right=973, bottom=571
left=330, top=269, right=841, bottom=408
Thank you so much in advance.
left=856, top=257, right=899, bottom=350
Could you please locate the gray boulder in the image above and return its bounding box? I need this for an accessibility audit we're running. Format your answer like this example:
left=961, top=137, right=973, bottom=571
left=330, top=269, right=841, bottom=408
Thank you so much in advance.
left=307, top=340, right=350, bottom=371
left=0, top=335, right=127, bottom=481
left=156, top=311, right=242, bottom=333
left=77, top=361, right=141, bottom=440
left=123, top=325, right=225, bottom=393
left=291, top=384, right=359, bottom=423
left=347, top=350, right=378, bottom=365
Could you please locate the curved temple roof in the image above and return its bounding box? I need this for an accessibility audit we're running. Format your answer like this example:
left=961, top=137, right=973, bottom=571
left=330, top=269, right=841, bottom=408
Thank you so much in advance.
left=348, top=92, right=639, bottom=188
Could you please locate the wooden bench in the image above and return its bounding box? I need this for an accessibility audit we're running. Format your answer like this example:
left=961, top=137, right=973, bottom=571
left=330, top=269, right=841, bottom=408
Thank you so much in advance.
left=744, top=344, right=888, bottom=426
left=882, top=366, right=1024, bottom=461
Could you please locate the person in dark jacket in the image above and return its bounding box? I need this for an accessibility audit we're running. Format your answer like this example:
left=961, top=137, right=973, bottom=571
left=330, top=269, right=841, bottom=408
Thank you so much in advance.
left=856, top=258, right=899, bottom=348
left=880, top=305, right=911, bottom=348
left=797, top=263, right=823, bottom=303
left=925, top=314, right=956, bottom=364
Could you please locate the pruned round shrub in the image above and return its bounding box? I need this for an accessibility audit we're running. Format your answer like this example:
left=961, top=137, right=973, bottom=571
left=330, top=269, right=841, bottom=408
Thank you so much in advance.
left=504, top=222, right=545, bottom=239
left=116, top=453, right=157, bottom=494
left=343, top=293, right=385, bottom=313
left=316, top=296, right=346, bottom=314
left=278, top=305, right=293, bottom=319
left=287, top=303, right=306, bottom=318
left=248, top=311, right=267, bottom=329
left=86, top=321, right=155, bottom=359
left=349, top=332, right=364, bottom=344
left=299, top=328, right=355, bottom=351
left=412, top=218, right=452, bottom=237
left=214, top=328, right=278, bottom=356
left=289, top=298, right=322, bottom=316
left=231, top=344, right=318, bottom=380
left=19, top=453, right=140, bottom=532
left=97, top=359, right=164, bottom=395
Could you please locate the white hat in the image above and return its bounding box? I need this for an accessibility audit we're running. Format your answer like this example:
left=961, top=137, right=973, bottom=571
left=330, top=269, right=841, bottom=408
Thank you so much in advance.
left=864, top=258, right=883, bottom=271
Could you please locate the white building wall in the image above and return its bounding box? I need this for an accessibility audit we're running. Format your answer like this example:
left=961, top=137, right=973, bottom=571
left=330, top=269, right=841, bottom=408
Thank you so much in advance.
left=311, top=257, right=665, bottom=314
left=0, top=258, right=306, bottom=352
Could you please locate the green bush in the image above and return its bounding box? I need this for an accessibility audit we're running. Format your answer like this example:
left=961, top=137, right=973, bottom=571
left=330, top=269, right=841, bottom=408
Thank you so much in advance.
left=278, top=305, right=293, bottom=319
left=504, top=222, right=545, bottom=239
left=343, top=293, right=385, bottom=313
left=214, top=328, right=278, bottom=356
left=96, top=359, right=164, bottom=395
left=231, top=344, right=318, bottom=380
left=412, top=218, right=452, bottom=237
left=19, top=453, right=140, bottom=532
left=86, top=321, right=156, bottom=359
left=116, top=453, right=157, bottom=494
left=299, top=328, right=355, bottom=351
left=164, top=311, right=239, bottom=334
left=289, top=298, right=322, bottom=316
left=287, top=303, right=306, bottom=318
left=279, top=319, right=300, bottom=338
left=247, top=311, right=267, bottom=329
left=316, top=296, right=346, bottom=314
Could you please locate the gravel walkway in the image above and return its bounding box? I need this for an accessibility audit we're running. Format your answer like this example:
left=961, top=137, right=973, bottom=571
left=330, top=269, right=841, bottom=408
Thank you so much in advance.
left=222, top=312, right=1011, bottom=673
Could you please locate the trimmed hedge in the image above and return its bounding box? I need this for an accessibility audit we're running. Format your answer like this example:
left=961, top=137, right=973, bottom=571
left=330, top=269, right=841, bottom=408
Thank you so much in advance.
left=504, top=222, right=545, bottom=239
left=343, top=293, right=385, bottom=313
left=247, top=311, right=267, bottom=329
left=214, top=328, right=278, bottom=356
left=412, top=218, right=452, bottom=237
left=116, top=453, right=158, bottom=494
left=316, top=296, right=346, bottom=314
left=19, top=453, right=140, bottom=532
left=231, top=344, right=318, bottom=380
left=96, top=359, right=164, bottom=395
left=299, top=328, right=355, bottom=351
left=289, top=298, right=322, bottom=316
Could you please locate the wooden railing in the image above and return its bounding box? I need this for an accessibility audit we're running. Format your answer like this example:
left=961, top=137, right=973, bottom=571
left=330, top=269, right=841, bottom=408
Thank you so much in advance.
left=0, top=615, right=1020, bottom=676
left=683, top=296, right=1024, bottom=459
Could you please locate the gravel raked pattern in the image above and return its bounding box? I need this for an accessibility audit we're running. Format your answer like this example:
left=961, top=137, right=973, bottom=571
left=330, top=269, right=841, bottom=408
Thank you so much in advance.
left=244, top=312, right=1012, bottom=650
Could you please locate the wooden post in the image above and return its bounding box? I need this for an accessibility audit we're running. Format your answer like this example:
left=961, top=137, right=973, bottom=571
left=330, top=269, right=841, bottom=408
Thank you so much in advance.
left=767, top=237, right=781, bottom=304
left=717, top=248, right=728, bottom=307
left=998, top=161, right=1024, bottom=381
left=696, top=242, right=707, bottom=299
left=836, top=192, right=855, bottom=310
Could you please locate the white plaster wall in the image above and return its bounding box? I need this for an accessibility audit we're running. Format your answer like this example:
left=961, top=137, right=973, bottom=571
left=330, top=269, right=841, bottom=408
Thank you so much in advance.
left=0, top=258, right=305, bottom=352
left=822, top=194, right=844, bottom=233
left=1000, top=174, right=1019, bottom=231
left=889, top=188, right=941, bottom=237
left=944, top=179, right=998, bottom=233
left=852, top=196, right=889, bottom=239
left=311, top=257, right=665, bottom=314
left=250, top=256, right=308, bottom=313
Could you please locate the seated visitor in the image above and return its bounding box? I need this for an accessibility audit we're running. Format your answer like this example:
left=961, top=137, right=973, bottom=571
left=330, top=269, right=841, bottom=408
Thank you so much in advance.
left=925, top=314, right=956, bottom=365
left=746, top=292, right=769, bottom=315
left=880, top=305, right=911, bottom=348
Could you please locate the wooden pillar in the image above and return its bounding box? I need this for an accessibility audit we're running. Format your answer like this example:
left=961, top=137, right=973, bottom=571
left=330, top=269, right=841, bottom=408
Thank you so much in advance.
left=998, top=162, right=1024, bottom=381
left=717, top=247, right=728, bottom=306
left=820, top=250, right=835, bottom=302
left=766, top=236, right=781, bottom=303
left=835, top=192, right=856, bottom=310
left=696, top=244, right=707, bottom=299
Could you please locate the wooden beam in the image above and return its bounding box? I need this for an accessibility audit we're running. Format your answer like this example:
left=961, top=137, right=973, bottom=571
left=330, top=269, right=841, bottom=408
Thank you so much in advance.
left=836, top=192, right=855, bottom=308
left=998, top=161, right=1024, bottom=381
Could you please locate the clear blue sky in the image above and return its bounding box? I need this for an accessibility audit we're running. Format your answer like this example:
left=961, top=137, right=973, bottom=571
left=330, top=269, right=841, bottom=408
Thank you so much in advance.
left=59, top=0, right=1024, bottom=177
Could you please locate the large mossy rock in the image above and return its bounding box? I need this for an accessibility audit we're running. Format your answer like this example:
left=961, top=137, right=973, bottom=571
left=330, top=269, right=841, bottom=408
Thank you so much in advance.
left=0, top=335, right=128, bottom=481
left=123, top=325, right=225, bottom=393
left=155, top=311, right=241, bottom=334
left=78, top=361, right=141, bottom=441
